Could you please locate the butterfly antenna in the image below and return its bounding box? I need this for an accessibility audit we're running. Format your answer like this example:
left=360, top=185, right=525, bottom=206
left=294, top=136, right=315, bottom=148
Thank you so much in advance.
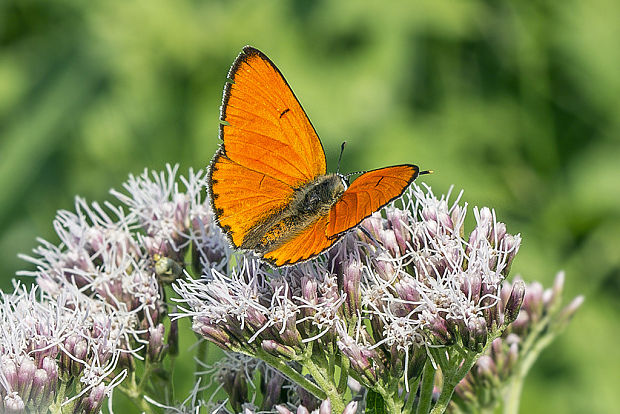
left=419, top=169, right=434, bottom=175
left=336, top=141, right=347, bottom=174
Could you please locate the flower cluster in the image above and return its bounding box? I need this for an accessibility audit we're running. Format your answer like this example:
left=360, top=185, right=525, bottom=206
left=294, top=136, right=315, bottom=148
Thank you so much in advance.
left=12, top=164, right=228, bottom=410
left=1, top=165, right=581, bottom=414
left=173, top=184, right=525, bottom=412
left=335, top=186, right=523, bottom=377
left=450, top=272, right=584, bottom=412
left=0, top=284, right=130, bottom=413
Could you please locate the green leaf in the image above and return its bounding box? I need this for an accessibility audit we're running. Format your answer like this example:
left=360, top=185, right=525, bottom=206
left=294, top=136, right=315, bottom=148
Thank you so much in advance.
left=366, top=390, right=387, bottom=414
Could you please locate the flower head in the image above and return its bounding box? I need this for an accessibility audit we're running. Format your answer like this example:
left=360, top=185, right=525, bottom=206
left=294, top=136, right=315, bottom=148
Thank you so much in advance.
left=451, top=272, right=584, bottom=412
left=0, top=284, right=131, bottom=413
left=175, top=183, right=523, bottom=393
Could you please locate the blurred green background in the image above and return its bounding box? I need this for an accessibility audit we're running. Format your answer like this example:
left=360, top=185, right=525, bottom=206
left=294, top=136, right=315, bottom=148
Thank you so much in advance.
left=1, top=0, right=618, bottom=412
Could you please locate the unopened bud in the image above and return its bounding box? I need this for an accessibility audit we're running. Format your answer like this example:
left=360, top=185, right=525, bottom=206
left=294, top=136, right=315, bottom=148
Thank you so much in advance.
left=148, top=323, right=166, bottom=362
left=275, top=405, right=294, bottom=414
left=3, top=392, right=25, bottom=413
left=17, top=357, right=36, bottom=401
left=261, top=340, right=297, bottom=360
left=429, top=317, right=453, bottom=345
left=557, top=295, right=585, bottom=326
left=343, top=401, right=359, bottom=414
left=319, top=399, right=332, bottom=414
left=505, top=280, right=526, bottom=325
left=81, top=383, right=106, bottom=414
left=466, top=317, right=488, bottom=353
left=343, top=261, right=362, bottom=319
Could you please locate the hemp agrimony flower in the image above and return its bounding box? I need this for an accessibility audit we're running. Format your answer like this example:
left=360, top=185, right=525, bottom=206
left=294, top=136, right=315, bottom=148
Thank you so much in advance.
left=1, top=165, right=581, bottom=413
left=0, top=284, right=130, bottom=413
left=450, top=272, right=584, bottom=413
left=11, top=165, right=227, bottom=412
left=174, top=184, right=527, bottom=413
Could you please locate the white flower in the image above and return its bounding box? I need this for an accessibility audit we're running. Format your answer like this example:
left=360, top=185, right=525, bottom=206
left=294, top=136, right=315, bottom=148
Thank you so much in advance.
left=174, top=183, right=523, bottom=388
left=0, top=283, right=132, bottom=412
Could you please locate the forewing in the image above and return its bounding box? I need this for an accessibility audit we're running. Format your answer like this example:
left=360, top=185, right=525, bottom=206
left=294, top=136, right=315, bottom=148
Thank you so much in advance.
left=326, top=165, right=419, bottom=238
left=219, top=46, right=327, bottom=187
left=209, top=149, right=293, bottom=248
left=263, top=216, right=339, bottom=266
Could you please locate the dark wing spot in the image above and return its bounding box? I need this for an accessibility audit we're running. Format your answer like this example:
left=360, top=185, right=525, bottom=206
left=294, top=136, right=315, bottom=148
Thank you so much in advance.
left=279, top=108, right=290, bottom=118
left=374, top=176, right=385, bottom=188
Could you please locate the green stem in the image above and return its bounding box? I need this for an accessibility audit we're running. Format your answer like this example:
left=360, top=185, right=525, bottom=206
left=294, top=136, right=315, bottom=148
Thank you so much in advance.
left=137, top=360, right=155, bottom=393
left=49, top=380, right=68, bottom=413
left=404, top=373, right=422, bottom=413
left=368, top=381, right=403, bottom=413
left=304, top=356, right=346, bottom=413
left=254, top=349, right=327, bottom=400
left=116, top=384, right=156, bottom=414
left=327, top=341, right=336, bottom=378
left=502, top=327, right=557, bottom=414
left=430, top=327, right=506, bottom=414
left=336, top=352, right=350, bottom=395
left=502, top=375, right=524, bottom=414
left=430, top=351, right=476, bottom=414
left=114, top=358, right=159, bottom=414
left=381, top=387, right=403, bottom=414
left=416, top=361, right=436, bottom=414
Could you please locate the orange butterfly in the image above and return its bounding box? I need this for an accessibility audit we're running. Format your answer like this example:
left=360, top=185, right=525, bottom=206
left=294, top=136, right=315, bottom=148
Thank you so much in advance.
left=208, top=46, right=431, bottom=266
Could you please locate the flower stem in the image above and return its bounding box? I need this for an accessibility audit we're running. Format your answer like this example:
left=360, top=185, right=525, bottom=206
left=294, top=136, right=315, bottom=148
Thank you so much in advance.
left=416, top=361, right=436, bottom=414
left=381, top=387, right=404, bottom=414
left=404, top=373, right=422, bottom=413
left=502, top=375, right=524, bottom=414
left=430, top=351, right=475, bottom=414
left=116, top=384, right=156, bottom=414
left=304, top=354, right=346, bottom=413
left=253, top=348, right=327, bottom=401
left=336, top=352, right=350, bottom=395
left=431, top=327, right=506, bottom=414
left=502, top=322, right=556, bottom=414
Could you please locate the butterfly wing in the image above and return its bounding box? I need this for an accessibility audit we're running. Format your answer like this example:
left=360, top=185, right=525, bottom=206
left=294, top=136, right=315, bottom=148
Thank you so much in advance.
left=210, top=46, right=327, bottom=247
left=262, top=216, right=337, bottom=266
left=262, top=165, right=420, bottom=266
left=326, top=165, right=420, bottom=238
left=209, top=150, right=297, bottom=247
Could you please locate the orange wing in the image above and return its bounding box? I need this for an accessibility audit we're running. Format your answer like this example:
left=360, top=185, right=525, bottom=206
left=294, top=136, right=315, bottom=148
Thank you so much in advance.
left=209, top=149, right=295, bottom=247
left=220, top=46, right=326, bottom=186
left=326, top=165, right=419, bottom=238
left=263, top=216, right=338, bottom=266
left=263, top=165, right=419, bottom=266
left=210, top=46, right=327, bottom=247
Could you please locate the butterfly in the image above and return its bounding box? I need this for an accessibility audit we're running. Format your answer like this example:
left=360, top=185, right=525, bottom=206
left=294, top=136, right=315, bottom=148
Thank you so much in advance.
left=208, top=46, right=431, bottom=266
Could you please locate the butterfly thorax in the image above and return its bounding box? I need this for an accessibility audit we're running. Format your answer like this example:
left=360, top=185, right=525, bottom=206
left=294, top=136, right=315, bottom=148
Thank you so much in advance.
left=240, top=174, right=347, bottom=253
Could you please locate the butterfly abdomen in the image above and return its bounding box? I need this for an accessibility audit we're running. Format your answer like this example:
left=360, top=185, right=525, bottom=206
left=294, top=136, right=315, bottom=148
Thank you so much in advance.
left=240, top=174, right=346, bottom=254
